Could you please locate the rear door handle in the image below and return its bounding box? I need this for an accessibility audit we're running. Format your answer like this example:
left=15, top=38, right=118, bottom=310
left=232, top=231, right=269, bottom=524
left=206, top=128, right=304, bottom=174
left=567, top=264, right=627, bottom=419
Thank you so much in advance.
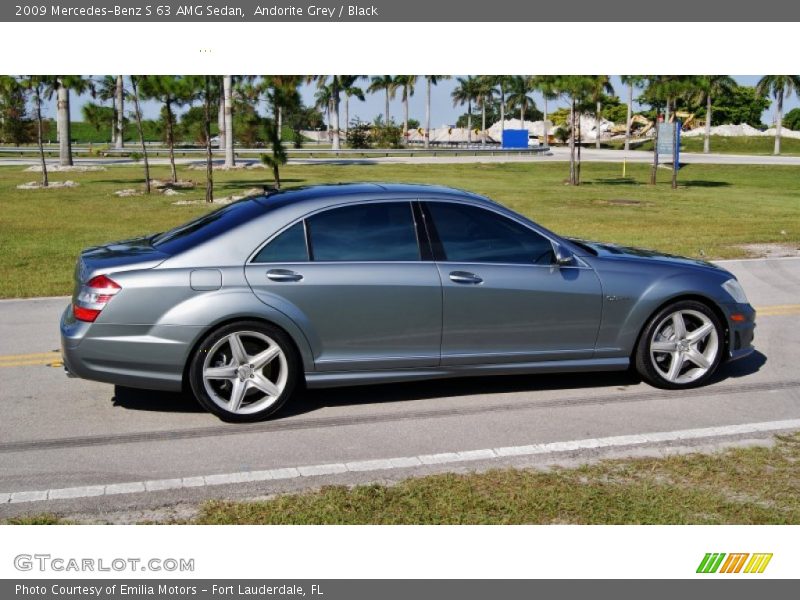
left=266, top=269, right=303, bottom=282
left=449, top=271, right=483, bottom=284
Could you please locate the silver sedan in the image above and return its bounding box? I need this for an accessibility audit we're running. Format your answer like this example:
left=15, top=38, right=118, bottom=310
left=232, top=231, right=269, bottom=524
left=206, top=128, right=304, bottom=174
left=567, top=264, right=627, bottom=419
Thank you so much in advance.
left=61, top=183, right=755, bottom=421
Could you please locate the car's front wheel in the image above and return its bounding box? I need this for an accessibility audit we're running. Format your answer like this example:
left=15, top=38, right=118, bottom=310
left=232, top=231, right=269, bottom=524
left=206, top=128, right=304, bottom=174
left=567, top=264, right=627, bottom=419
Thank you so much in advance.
left=635, top=300, right=724, bottom=389
left=188, top=321, right=300, bottom=421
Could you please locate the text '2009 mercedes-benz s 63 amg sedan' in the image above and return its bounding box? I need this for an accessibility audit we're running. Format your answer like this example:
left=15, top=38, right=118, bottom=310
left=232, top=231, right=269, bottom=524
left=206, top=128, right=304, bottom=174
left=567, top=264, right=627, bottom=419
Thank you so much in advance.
left=61, top=183, right=755, bottom=421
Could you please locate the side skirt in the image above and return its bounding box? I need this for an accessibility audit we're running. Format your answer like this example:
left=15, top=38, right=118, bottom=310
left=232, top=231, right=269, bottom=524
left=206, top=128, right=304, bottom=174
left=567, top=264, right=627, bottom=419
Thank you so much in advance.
left=305, top=357, right=630, bottom=389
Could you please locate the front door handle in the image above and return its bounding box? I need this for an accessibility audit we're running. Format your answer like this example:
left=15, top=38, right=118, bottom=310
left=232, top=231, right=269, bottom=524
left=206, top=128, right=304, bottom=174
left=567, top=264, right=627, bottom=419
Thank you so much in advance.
left=449, top=271, right=483, bottom=284
left=266, top=269, right=303, bottom=282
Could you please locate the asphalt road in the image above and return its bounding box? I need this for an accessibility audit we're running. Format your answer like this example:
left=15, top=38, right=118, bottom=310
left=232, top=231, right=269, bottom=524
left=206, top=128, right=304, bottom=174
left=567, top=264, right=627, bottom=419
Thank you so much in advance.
left=2, top=147, right=800, bottom=167
left=1, top=257, right=799, bottom=519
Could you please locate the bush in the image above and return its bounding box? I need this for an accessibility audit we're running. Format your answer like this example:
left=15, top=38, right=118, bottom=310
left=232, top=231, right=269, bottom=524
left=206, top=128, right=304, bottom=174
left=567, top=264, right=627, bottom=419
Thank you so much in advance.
left=783, top=108, right=800, bottom=132
left=347, top=119, right=371, bottom=149
left=373, top=124, right=403, bottom=148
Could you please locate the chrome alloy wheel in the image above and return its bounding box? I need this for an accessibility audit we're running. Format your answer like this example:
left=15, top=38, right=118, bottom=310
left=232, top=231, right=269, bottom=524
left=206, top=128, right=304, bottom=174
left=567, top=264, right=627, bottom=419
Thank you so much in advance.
left=202, top=331, right=288, bottom=415
left=649, top=309, right=719, bottom=385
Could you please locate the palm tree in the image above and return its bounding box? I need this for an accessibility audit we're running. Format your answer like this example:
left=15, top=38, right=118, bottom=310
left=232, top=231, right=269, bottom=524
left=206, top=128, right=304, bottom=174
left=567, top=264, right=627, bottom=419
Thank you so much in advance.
left=507, top=76, right=536, bottom=124
left=93, top=75, right=117, bottom=144
left=693, top=76, right=736, bottom=154
left=368, top=76, right=398, bottom=125
left=267, top=76, right=303, bottom=141
left=423, top=75, right=450, bottom=148
left=642, top=76, right=696, bottom=186
left=451, top=76, right=480, bottom=144
left=310, top=76, right=347, bottom=150
left=554, top=76, right=595, bottom=185
left=620, top=76, right=645, bottom=151
left=139, top=76, right=194, bottom=182
left=475, top=76, right=497, bottom=145
left=44, top=76, right=91, bottom=166
left=314, top=84, right=333, bottom=140
left=129, top=76, right=151, bottom=194
left=340, top=76, right=365, bottom=140
left=588, top=75, right=614, bottom=149
left=535, top=76, right=558, bottom=145
left=492, top=76, right=510, bottom=129
left=756, top=75, right=800, bottom=155
left=394, top=75, right=417, bottom=142
left=13, top=77, right=47, bottom=186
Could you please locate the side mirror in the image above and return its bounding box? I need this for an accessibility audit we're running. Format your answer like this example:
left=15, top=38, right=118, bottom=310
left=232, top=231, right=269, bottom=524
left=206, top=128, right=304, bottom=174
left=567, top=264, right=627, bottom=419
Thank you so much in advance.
left=553, top=243, right=575, bottom=266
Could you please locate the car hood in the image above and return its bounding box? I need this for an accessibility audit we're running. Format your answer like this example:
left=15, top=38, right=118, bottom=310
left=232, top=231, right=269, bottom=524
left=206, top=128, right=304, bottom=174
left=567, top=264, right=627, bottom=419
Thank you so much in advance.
left=569, top=239, right=730, bottom=274
left=78, top=235, right=169, bottom=282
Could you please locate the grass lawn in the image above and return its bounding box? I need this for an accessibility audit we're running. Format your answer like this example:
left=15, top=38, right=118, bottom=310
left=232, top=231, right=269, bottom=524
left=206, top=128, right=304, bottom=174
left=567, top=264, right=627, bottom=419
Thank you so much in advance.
left=1, top=160, right=799, bottom=298
left=8, top=433, right=800, bottom=524
left=608, top=135, right=800, bottom=155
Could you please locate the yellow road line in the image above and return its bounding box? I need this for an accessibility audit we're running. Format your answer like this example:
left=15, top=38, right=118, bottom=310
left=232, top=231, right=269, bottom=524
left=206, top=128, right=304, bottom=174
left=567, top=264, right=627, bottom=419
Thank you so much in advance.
left=0, top=304, right=798, bottom=369
left=0, top=351, right=60, bottom=362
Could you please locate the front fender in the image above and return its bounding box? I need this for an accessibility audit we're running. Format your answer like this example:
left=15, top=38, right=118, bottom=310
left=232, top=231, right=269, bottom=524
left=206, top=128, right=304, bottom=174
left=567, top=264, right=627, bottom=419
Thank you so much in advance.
left=593, top=263, right=729, bottom=357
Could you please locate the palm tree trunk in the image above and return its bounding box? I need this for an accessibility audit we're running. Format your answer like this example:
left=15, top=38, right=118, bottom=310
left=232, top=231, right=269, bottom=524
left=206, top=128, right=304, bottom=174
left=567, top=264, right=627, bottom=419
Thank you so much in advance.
left=165, top=97, right=177, bottom=182
left=671, top=120, right=678, bottom=189
left=204, top=76, right=213, bottom=203
left=499, top=84, right=505, bottom=127
left=34, top=85, right=48, bottom=187
left=704, top=94, right=712, bottom=154
left=624, top=82, right=632, bottom=152
left=115, top=75, right=124, bottom=149
left=665, top=101, right=670, bottom=124
left=56, top=80, right=72, bottom=166
left=424, top=78, right=431, bottom=149
left=520, top=100, right=525, bottom=125
left=218, top=86, right=226, bottom=154
left=576, top=110, right=582, bottom=185
left=331, top=78, right=341, bottom=151
left=343, top=96, right=349, bottom=140
left=130, top=77, right=150, bottom=194
left=384, top=88, right=390, bottom=125
left=223, top=75, right=235, bottom=167
left=481, top=100, right=486, bottom=145
left=650, top=108, right=660, bottom=185
left=568, top=98, right=576, bottom=185
left=542, top=94, right=548, bottom=146
left=467, top=100, right=472, bottom=144
left=774, top=90, right=783, bottom=155
left=402, top=84, right=409, bottom=145
left=595, top=100, right=602, bottom=149
left=277, top=106, right=283, bottom=142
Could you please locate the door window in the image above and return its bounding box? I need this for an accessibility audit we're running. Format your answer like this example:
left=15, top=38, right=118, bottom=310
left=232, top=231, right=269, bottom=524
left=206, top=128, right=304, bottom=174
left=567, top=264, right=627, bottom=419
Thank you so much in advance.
left=426, top=202, right=554, bottom=264
left=307, top=202, right=420, bottom=261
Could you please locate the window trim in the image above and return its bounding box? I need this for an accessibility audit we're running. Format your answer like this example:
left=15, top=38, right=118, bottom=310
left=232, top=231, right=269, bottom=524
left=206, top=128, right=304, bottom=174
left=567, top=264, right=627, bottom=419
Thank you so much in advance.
left=248, top=199, right=428, bottom=265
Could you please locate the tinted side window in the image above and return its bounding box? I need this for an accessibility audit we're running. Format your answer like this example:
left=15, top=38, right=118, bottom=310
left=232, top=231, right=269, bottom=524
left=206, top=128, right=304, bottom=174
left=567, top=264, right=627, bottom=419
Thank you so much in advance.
left=426, top=202, right=554, bottom=264
left=307, top=202, right=420, bottom=261
left=253, top=222, right=308, bottom=262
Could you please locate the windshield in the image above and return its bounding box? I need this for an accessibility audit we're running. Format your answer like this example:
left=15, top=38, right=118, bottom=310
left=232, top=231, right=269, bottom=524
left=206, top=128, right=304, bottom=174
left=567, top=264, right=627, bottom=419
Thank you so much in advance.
left=152, top=199, right=266, bottom=255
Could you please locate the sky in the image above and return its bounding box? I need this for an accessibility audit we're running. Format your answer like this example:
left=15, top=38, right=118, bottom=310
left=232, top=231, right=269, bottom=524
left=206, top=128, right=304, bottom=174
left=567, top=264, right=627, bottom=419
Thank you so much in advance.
left=36, top=75, right=800, bottom=129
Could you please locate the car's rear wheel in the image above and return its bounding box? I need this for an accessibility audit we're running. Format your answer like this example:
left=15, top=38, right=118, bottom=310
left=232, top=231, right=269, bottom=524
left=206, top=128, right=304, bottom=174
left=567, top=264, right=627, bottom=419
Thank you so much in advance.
left=635, top=300, right=724, bottom=389
left=189, top=321, right=300, bottom=422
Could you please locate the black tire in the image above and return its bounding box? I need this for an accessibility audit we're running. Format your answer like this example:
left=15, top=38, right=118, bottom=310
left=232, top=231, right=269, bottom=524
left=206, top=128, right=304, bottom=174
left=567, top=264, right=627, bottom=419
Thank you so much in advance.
left=188, top=320, right=301, bottom=422
left=634, top=300, right=724, bottom=389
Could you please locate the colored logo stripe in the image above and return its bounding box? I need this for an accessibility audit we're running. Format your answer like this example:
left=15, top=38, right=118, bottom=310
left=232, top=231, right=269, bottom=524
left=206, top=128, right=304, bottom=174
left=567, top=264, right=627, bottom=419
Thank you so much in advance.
left=697, top=553, right=772, bottom=573
left=744, top=553, right=773, bottom=574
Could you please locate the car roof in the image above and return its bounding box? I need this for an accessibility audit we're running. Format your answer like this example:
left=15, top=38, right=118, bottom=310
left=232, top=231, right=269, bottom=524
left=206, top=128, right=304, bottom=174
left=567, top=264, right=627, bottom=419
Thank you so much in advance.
left=252, top=182, right=495, bottom=210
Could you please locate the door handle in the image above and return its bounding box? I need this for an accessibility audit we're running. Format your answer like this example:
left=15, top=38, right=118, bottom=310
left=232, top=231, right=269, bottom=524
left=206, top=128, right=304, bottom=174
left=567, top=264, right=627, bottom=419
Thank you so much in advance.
left=266, top=269, right=303, bottom=282
left=449, top=271, right=483, bottom=284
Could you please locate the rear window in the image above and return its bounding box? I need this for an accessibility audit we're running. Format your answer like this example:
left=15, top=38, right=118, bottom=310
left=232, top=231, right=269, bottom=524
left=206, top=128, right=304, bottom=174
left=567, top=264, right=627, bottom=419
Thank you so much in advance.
left=152, top=199, right=265, bottom=254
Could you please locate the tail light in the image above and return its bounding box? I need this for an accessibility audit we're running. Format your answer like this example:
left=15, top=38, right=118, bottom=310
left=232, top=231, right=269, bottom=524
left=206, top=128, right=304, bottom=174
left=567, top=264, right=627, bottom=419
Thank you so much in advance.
left=73, top=275, right=121, bottom=322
